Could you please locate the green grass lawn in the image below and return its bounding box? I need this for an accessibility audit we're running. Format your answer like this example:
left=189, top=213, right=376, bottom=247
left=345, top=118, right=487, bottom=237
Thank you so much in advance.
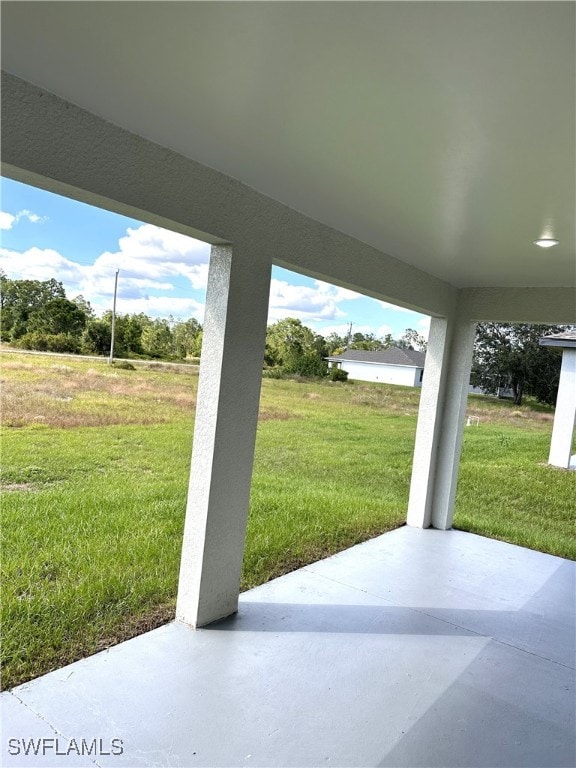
left=1, top=351, right=574, bottom=689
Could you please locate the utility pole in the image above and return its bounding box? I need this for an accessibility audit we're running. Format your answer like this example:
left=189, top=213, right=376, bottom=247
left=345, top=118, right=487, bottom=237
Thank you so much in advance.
left=346, top=322, right=353, bottom=348
left=108, top=269, right=119, bottom=365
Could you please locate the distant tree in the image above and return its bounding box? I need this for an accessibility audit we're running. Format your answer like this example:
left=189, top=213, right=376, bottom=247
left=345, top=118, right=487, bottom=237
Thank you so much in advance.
left=82, top=319, right=112, bottom=355
left=349, top=331, right=393, bottom=351
left=324, top=329, right=394, bottom=354
left=141, top=318, right=173, bottom=358
left=192, top=329, right=203, bottom=358
left=312, top=331, right=329, bottom=361
left=398, top=328, right=427, bottom=352
left=72, top=295, right=96, bottom=320
left=265, top=318, right=328, bottom=377
left=122, top=313, right=150, bottom=356
left=172, top=317, right=202, bottom=359
left=27, top=297, right=87, bottom=336
left=471, top=323, right=569, bottom=406
left=83, top=312, right=201, bottom=360
left=0, top=273, right=66, bottom=339
left=325, top=332, right=347, bottom=355
left=98, top=311, right=151, bottom=357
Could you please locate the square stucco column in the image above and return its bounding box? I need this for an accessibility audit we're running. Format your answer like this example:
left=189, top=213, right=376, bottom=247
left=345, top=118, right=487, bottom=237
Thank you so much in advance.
left=548, top=349, right=576, bottom=468
left=407, top=315, right=476, bottom=530
left=176, top=244, right=271, bottom=627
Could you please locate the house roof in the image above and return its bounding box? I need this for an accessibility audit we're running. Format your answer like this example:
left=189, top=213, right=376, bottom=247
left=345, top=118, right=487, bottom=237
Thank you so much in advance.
left=327, top=347, right=426, bottom=368
left=539, top=330, right=576, bottom=349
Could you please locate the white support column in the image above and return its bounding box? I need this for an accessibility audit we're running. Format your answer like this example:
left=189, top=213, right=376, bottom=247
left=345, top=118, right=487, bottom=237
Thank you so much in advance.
left=176, top=244, right=271, bottom=627
left=407, top=314, right=476, bottom=530
left=406, top=317, right=450, bottom=529
left=548, top=349, right=576, bottom=469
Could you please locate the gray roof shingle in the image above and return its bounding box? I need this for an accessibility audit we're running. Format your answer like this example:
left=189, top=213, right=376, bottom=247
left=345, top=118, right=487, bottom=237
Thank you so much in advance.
left=327, top=347, right=426, bottom=367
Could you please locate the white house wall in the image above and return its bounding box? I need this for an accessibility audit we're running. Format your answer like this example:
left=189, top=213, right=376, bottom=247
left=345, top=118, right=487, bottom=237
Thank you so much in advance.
left=340, top=362, right=422, bottom=387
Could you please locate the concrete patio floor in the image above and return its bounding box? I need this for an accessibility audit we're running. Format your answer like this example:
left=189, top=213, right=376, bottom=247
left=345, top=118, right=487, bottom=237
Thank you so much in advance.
left=2, top=526, right=575, bottom=768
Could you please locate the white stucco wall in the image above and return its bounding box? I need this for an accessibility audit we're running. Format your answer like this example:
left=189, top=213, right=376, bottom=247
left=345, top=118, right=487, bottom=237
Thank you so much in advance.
left=340, top=361, right=423, bottom=387
left=2, top=73, right=574, bottom=625
left=3, top=74, right=574, bottom=324
left=548, top=348, right=576, bottom=469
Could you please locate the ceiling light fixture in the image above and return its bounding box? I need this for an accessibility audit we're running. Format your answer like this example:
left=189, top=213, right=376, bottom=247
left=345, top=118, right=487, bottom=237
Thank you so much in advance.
left=533, top=238, right=559, bottom=248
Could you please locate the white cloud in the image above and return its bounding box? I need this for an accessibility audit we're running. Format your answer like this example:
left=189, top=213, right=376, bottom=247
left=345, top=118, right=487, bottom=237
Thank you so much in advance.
left=0, top=223, right=210, bottom=320
left=109, top=295, right=205, bottom=321
left=0, top=247, right=84, bottom=284
left=21, top=210, right=46, bottom=224
left=268, top=278, right=363, bottom=324
left=0, top=218, right=430, bottom=334
left=0, top=209, right=47, bottom=229
left=0, top=212, right=16, bottom=230
left=313, top=280, right=364, bottom=303
left=417, top=316, right=431, bottom=338
left=92, top=224, right=211, bottom=290
left=376, top=324, right=394, bottom=339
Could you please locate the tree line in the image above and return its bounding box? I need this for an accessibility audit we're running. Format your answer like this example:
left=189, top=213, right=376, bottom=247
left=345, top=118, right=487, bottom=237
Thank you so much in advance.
left=470, top=322, right=570, bottom=406
left=264, top=318, right=426, bottom=379
left=0, top=274, right=425, bottom=370
left=0, top=273, right=202, bottom=359
left=0, top=274, right=569, bottom=404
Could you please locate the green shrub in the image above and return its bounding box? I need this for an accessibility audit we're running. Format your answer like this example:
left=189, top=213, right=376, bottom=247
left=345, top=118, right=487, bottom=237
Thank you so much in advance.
left=328, top=366, right=349, bottom=382
left=262, top=366, right=287, bottom=379
left=14, top=332, right=81, bottom=354
left=14, top=332, right=49, bottom=351
left=111, top=360, right=136, bottom=370
left=47, top=334, right=81, bottom=354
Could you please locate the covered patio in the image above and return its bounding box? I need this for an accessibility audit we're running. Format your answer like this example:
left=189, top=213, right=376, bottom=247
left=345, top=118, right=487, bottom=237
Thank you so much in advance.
left=1, top=3, right=575, bottom=766
left=3, top=526, right=574, bottom=767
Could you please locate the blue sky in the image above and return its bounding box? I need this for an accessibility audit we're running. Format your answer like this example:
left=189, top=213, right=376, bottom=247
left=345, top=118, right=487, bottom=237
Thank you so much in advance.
left=0, top=177, right=429, bottom=340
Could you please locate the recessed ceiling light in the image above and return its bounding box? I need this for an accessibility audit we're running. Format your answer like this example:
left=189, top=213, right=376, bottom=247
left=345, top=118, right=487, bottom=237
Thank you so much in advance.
left=533, top=238, right=559, bottom=248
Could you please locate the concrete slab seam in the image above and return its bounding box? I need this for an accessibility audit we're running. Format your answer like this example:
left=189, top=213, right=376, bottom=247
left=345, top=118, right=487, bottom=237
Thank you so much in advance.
left=305, top=569, right=575, bottom=670
left=6, top=691, right=104, bottom=768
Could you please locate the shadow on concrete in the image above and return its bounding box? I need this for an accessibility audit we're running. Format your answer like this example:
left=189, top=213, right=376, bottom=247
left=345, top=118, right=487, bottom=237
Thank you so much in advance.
left=210, top=601, right=480, bottom=636
left=210, top=561, right=574, bottom=668
left=377, top=638, right=575, bottom=768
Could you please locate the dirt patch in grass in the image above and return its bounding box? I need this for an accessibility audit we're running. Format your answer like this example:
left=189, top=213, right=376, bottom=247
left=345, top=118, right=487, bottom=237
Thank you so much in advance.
left=533, top=412, right=554, bottom=423
left=4, top=603, right=178, bottom=688
left=141, top=362, right=199, bottom=374
left=93, top=603, right=175, bottom=654
left=1, top=483, right=37, bottom=492
left=465, top=402, right=554, bottom=426
left=1, top=374, right=197, bottom=429
left=350, top=390, right=419, bottom=414
left=1, top=361, right=36, bottom=371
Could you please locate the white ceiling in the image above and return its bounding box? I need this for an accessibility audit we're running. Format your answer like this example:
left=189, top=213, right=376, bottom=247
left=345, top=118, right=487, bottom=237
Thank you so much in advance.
left=1, top=2, right=575, bottom=289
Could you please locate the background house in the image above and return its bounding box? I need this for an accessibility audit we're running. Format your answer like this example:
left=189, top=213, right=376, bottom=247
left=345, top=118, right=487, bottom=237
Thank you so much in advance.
left=327, top=347, right=425, bottom=386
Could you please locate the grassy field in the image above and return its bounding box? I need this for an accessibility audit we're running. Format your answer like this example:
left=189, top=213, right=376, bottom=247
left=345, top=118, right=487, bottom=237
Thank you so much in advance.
left=1, top=350, right=574, bottom=689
